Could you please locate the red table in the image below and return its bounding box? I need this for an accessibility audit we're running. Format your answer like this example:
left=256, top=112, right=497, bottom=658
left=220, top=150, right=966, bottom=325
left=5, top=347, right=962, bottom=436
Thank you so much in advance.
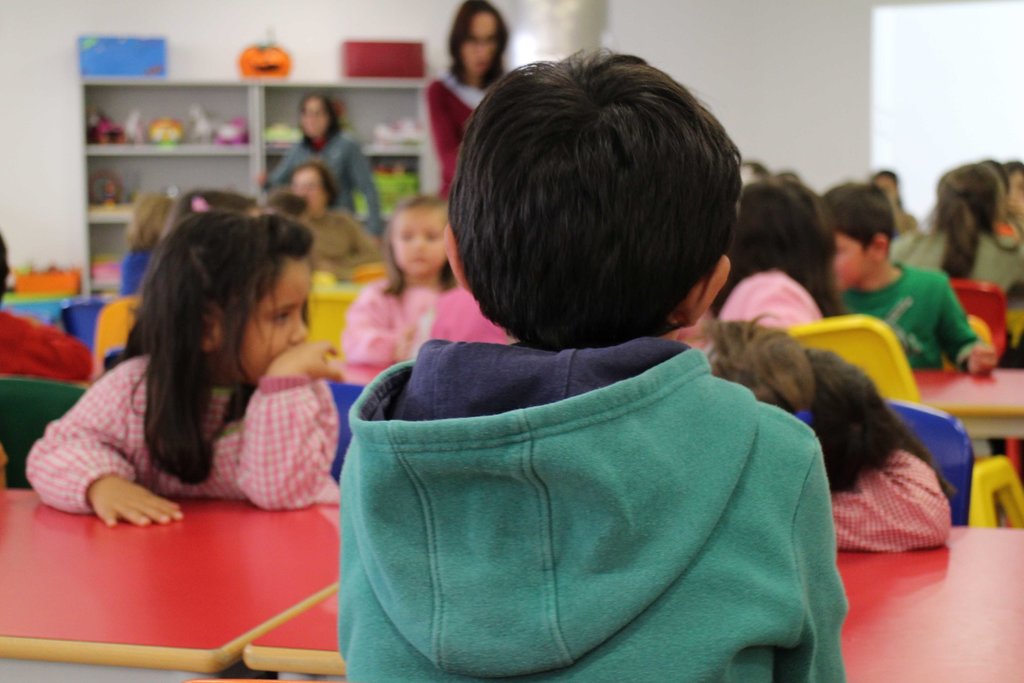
left=839, top=527, right=1024, bottom=682
left=914, top=369, right=1024, bottom=438
left=0, top=490, right=339, bottom=681
left=243, top=586, right=345, bottom=678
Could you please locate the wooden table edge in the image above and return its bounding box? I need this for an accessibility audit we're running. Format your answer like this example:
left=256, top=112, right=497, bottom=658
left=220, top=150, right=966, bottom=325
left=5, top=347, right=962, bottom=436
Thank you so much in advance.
left=0, top=583, right=339, bottom=674
left=244, top=644, right=347, bottom=676
left=921, top=402, right=1024, bottom=418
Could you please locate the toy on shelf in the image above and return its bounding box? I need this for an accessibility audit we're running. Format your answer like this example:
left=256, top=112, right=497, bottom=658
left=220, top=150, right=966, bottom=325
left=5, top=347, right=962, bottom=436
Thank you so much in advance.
left=264, top=122, right=302, bottom=148
left=372, top=118, right=424, bottom=147
left=186, top=104, right=215, bottom=144
left=86, top=107, right=124, bottom=144
left=123, top=108, right=145, bottom=145
left=238, top=31, right=292, bottom=78
left=88, top=169, right=124, bottom=205
left=148, top=117, right=183, bottom=146
left=215, top=117, right=249, bottom=145
left=14, top=267, right=82, bottom=296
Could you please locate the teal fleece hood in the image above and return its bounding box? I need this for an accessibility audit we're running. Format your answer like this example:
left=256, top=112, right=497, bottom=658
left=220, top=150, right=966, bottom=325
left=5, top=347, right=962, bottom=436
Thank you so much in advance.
left=340, top=349, right=847, bottom=681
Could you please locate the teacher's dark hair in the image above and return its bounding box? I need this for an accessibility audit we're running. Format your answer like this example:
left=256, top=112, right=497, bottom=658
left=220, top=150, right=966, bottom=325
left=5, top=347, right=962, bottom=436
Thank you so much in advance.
left=449, top=0, right=508, bottom=88
left=449, top=51, right=741, bottom=350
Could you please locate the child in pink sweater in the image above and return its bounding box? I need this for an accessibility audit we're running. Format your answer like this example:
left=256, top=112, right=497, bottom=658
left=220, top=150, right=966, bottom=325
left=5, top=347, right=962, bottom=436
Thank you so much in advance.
left=28, top=212, right=341, bottom=526
left=708, top=321, right=951, bottom=551
left=342, top=196, right=455, bottom=365
left=714, top=180, right=844, bottom=327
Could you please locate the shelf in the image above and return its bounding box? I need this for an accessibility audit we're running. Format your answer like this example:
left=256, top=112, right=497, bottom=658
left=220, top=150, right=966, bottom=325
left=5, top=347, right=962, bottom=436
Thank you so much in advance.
left=262, top=143, right=422, bottom=157
left=88, top=205, right=133, bottom=223
left=83, top=78, right=427, bottom=90
left=86, top=144, right=250, bottom=157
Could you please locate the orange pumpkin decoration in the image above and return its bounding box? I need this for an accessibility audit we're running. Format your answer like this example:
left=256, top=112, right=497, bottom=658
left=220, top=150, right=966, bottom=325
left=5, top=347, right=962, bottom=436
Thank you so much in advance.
left=239, top=42, right=292, bottom=78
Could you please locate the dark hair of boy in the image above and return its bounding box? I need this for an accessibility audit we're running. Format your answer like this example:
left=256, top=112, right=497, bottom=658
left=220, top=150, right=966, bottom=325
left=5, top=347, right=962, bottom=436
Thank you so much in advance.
left=449, top=0, right=508, bottom=88
left=871, top=169, right=898, bottom=185
left=713, top=180, right=844, bottom=317
left=293, top=159, right=340, bottom=206
left=0, top=229, right=8, bottom=303
left=163, top=189, right=258, bottom=237
left=448, top=52, right=740, bottom=350
left=299, top=92, right=341, bottom=144
left=123, top=211, right=313, bottom=484
left=266, top=189, right=309, bottom=219
left=382, top=195, right=455, bottom=296
left=823, top=182, right=896, bottom=247
left=804, top=348, right=952, bottom=495
left=934, top=163, right=1004, bottom=278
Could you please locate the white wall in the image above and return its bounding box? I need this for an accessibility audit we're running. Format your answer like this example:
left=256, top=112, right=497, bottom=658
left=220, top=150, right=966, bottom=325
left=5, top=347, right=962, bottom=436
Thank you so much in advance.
left=0, top=0, right=996, bottom=268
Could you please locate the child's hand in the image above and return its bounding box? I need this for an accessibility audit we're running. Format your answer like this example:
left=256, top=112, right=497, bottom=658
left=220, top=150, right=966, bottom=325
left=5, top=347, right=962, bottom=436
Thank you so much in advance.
left=87, top=475, right=183, bottom=527
left=967, top=342, right=997, bottom=376
left=265, top=341, right=344, bottom=381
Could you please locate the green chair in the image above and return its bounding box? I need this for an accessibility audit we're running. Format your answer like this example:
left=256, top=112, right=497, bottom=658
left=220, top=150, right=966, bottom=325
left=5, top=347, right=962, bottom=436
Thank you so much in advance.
left=0, top=376, right=85, bottom=488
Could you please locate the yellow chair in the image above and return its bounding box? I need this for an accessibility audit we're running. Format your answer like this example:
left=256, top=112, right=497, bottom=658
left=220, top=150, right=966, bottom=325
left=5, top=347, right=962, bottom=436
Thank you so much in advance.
left=93, top=296, right=139, bottom=368
left=789, top=314, right=920, bottom=402
left=969, top=456, right=1024, bottom=527
left=352, top=262, right=387, bottom=284
left=307, top=286, right=361, bottom=351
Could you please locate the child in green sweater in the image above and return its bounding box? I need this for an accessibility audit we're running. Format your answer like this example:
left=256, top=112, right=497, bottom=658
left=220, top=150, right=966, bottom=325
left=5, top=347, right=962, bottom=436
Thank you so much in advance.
left=825, top=182, right=996, bottom=374
left=339, top=52, right=847, bottom=682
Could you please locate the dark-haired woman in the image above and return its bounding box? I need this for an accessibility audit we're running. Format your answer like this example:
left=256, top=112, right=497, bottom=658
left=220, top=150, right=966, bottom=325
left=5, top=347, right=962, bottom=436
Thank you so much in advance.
left=427, top=0, right=508, bottom=197
left=266, top=93, right=383, bottom=236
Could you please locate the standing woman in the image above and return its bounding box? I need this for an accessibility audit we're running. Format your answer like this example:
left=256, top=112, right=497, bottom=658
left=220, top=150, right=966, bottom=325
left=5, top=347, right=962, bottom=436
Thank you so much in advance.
left=427, top=1, right=509, bottom=197
left=265, top=93, right=383, bottom=236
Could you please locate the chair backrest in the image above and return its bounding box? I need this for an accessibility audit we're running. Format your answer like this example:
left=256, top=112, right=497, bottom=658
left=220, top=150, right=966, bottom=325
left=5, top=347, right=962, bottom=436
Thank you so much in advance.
left=969, top=456, right=1024, bottom=527
left=307, top=287, right=360, bottom=348
left=327, top=381, right=365, bottom=481
left=888, top=400, right=973, bottom=525
left=950, top=278, right=1007, bottom=358
left=59, top=296, right=109, bottom=352
left=789, top=315, right=920, bottom=402
left=94, top=296, right=139, bottom=367
left=0, top=377, right=86, bottom=488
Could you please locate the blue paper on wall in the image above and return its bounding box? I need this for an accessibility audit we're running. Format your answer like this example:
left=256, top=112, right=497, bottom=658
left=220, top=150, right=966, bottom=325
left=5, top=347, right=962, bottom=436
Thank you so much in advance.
left=79, top=36, right=167, bottom=77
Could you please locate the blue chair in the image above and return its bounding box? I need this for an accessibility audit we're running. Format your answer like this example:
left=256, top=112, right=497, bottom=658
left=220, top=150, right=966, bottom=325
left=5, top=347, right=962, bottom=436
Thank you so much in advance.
left=327, top=382, right=365, bottom=481
left=60, top=296, right=108, bottom=352
left=889, top=400, right=973, bottom=525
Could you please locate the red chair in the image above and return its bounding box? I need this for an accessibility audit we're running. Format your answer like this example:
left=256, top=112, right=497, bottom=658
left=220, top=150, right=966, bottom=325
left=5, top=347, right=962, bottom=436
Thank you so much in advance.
left=950, top=278, right=1007, bottom=359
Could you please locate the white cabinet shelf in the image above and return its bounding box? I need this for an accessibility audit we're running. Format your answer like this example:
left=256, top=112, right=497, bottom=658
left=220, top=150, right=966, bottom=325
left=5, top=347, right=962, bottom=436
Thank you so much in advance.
left=82, top=78, right=431, bottom=294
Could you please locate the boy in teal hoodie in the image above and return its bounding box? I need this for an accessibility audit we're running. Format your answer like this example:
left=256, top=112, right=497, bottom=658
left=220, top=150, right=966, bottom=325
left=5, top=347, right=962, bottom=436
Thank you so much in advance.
left=340, top=52, right=847, bottom=682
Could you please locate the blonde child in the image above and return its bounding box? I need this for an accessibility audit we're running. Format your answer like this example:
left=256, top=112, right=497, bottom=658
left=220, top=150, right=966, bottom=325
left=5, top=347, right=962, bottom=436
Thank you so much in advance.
left=120, top=192, right=172, bottom=295
left=708, top=320, right=952, bottom=552
left=28, top=212, right=341, bottom=526
left=342, top=196, right=455, bottom=365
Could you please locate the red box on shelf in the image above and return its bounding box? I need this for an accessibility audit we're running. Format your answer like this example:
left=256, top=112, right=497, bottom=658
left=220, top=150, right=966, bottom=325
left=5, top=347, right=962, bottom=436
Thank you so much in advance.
left=342, top=41, right=425, bottom=78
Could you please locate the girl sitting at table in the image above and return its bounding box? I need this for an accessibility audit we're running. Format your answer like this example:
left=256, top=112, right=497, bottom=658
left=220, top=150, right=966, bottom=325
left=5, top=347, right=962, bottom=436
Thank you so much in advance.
left=708, top=321, right=952, bottom=552
left=27, top=212, right=341, bottom=526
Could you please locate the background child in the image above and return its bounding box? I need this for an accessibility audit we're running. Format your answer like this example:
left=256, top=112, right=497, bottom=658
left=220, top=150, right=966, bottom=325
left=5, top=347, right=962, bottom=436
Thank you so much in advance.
left=0, top=229, right=92, bottom=381
left=707, top=320, right=951, bottom=552
left=871, top=169, right=919, bottom=235
left=713, top=180, right=843, bottom=326
left=892, top=163, right=1024, bottom=295
left=27, top=212, right=341, bottom=526
left=289, top=160, right=380, bottom=280
left=340, top=52, right=845, bottom=681
left=429, top=286, right=508, bottom=344
left=341, top=195, right=454, bottom=366
left=826, top=181, right=997, bottom=373
left=120, top=193, right=172, bottom=295
left=161, top=188, right=257, bottom=238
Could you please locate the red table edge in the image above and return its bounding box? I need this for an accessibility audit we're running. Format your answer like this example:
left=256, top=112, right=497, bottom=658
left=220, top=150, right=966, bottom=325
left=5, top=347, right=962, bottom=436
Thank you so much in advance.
left=0, top=583, right=338, bottom=673
left=243, top=584, right=346, bottom=676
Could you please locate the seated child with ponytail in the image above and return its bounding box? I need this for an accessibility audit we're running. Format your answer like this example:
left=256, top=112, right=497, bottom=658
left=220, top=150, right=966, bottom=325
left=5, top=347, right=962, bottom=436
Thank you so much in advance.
left=708, top=320, right=952, bottom=552
left=28, top=211, right=341, bottom=526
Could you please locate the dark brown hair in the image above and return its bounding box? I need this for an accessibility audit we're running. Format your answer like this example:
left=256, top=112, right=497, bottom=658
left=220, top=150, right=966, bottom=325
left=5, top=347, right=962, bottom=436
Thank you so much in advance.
left=266, top=189, right=308, bottom=219
left=823, top=181, right=897, bottom=247
left=383, top=195, right=455, bottom=296
left=163, top=189, right=257, bottom=238
left=293, top=160, right=340, bottom=206
left=934, top=163, right=1004, bottom=278
left=448, top=0, right=508, bottom=87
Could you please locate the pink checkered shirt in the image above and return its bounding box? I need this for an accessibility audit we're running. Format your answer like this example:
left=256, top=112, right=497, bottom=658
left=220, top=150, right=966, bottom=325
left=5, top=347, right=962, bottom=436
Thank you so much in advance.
left=27, top=357, right=340, bottom=514
left=832, top=449, right=951, bottom=552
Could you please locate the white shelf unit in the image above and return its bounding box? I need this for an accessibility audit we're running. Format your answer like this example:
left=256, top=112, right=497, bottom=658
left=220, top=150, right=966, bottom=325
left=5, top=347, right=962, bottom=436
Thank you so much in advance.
left=82, top=78, right=430, bottom=294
